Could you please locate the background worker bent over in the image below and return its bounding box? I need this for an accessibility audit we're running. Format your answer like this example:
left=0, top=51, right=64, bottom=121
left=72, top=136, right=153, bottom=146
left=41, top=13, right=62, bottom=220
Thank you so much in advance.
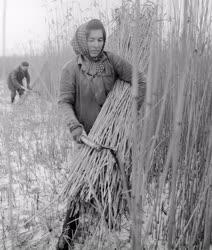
left=7, top=61, right=31, bottom=103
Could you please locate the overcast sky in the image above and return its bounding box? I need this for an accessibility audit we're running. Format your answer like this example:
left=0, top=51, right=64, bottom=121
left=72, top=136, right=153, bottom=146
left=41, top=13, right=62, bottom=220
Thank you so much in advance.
left=0, top=0, right=46, bottom=55
left=0, top=0, right=121, bottom=56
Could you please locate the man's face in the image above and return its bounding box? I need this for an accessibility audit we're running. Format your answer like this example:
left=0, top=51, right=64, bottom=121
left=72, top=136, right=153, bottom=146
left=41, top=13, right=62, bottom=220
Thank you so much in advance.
left=21, top=65, right=29, bottom=72
left=87, top=29, right=104, bottom=58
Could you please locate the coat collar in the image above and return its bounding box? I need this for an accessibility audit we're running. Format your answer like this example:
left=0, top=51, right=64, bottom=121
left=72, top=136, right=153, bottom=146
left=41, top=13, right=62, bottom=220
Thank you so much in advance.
left=77, top=52, right=108, bottom=66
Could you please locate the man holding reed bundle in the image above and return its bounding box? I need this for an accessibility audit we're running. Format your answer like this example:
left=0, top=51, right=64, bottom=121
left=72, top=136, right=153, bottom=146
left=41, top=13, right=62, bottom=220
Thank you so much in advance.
left=57, top=19, right=146, bottom=249
left=7, top=61, right=31, bottom=103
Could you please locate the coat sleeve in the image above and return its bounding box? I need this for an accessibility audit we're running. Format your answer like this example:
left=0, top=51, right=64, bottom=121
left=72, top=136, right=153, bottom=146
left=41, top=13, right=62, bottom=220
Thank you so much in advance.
left=107, top=52, right=146, bottom=107
left=58, top=63, right=82, bottom=131
left=11, top=69, right=23, bottom=89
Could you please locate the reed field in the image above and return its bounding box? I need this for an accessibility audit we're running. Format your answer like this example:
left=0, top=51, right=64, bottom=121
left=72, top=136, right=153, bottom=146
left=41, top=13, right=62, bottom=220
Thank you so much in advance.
left=0, top=0, right=212, bottom=249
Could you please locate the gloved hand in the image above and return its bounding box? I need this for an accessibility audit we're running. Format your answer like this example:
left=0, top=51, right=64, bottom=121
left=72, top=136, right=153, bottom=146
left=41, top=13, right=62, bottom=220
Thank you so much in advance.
left=70, top=126, right=84, bottom=143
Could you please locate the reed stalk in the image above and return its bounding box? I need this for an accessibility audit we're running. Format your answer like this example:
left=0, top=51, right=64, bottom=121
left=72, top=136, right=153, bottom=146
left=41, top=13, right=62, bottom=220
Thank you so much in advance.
left=167, top=0, right=189, bottom=248
left=131, top=0, right=143, bottom=249
left=202, top=129, right=212, bottom=250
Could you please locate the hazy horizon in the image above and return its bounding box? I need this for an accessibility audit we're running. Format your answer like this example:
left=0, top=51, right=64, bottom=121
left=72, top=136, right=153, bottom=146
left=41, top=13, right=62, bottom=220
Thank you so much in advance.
left=0, top=0, right=122, bottom=56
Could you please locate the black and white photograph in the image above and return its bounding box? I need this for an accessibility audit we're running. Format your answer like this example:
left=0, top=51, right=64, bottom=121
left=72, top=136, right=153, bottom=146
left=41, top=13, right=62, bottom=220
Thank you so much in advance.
left=0, top=0, right=212, bottom=249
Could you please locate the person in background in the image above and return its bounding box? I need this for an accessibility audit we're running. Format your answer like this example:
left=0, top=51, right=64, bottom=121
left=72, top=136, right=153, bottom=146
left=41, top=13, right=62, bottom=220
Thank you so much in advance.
left=57, top=19, right=146, bottom=249
left=7, top=61, right=31, bottom=103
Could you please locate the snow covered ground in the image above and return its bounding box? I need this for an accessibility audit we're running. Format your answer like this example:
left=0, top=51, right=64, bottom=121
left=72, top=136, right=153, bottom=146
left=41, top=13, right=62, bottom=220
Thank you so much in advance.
left=0, top=80, right=72, bottom=249
left=0, top=81, right=12, bottom=112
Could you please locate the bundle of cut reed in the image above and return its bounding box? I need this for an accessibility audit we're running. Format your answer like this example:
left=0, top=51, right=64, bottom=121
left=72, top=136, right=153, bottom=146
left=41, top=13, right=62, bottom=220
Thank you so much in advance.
left=62, top=80, right=135, bottom=220
left=107, top=2, right=155, bottom=72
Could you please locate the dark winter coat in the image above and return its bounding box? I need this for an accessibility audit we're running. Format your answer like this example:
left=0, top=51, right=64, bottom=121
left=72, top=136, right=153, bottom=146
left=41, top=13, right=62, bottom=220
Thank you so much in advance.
left=7, top=66, right=30, bottom=90
left=58, top=51, right=146, bottom=134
